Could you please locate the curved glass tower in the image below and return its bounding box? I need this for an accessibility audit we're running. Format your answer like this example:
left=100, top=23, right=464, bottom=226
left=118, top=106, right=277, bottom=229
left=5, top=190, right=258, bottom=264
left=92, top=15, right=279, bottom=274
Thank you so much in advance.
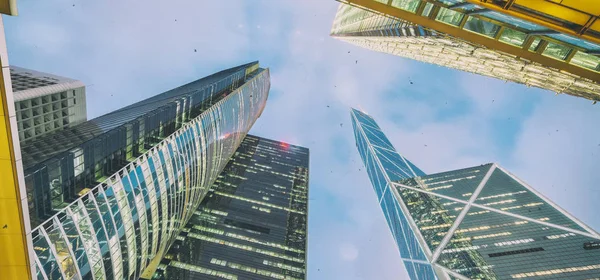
left=28, top=62, right=270, bottom=280
left=351, top=108, right=600, bottom=280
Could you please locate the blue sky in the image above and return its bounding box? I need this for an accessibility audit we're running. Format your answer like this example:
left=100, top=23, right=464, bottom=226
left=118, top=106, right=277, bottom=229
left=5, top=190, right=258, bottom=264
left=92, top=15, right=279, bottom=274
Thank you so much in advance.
left=5, top=1, right=600, bottom=279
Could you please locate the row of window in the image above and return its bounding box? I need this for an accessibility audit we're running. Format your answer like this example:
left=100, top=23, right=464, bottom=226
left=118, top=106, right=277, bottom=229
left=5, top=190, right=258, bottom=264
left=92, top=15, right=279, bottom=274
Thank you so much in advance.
left=337, top=0, right=600, bottom=72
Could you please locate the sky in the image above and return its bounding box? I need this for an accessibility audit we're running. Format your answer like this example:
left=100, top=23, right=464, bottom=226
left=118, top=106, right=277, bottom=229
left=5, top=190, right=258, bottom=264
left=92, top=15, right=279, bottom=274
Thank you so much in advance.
left=5, top=0, right=600, bottom=279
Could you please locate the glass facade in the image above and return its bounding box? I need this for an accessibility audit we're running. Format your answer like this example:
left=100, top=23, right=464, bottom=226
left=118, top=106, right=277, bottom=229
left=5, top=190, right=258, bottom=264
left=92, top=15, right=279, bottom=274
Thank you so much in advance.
left=351, top=108, right=600, bottom=279
left=152, top=135, right=309, bottom=280
left=23, top=62, right=261, bottom=227
left=30, top=62, right=271, bottom=280
left=331, top=1, right=600, bottom=102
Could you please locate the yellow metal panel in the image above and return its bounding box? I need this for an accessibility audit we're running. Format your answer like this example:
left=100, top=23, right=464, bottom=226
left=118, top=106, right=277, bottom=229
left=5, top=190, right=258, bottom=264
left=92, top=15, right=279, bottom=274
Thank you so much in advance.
left=0, top=160, right=16, bottom=199
left=463, top=0, right=600, bottom=44
left=0, top=51, right=31, bottom=279
left=550, top=0, right=600, bottom=16
left=0, top=198, right=24, bottom=235
left=342, top=0, right=600, bottom=85
left=1, top=265, right=29, bottom=280
left=0, top=234, right=27, bottom=264
left=0, top=0, right=16, bottom=15
left=516, top=0, right=590, bottom=25
left=0, top=115, right=10, bottom=160
left=0, top=86, right=3, bottom=116
left=592, top=20, right=600, bottom=31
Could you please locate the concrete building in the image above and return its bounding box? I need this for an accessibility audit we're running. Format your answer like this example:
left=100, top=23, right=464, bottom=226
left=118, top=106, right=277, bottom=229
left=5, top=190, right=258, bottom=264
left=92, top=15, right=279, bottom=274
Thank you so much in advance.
left=11, top=66, right=87, bottom=144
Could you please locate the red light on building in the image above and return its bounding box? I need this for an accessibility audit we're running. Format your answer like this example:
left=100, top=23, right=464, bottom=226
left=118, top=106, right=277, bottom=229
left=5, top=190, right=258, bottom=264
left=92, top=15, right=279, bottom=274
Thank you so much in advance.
left=280, top=142, right=290, bottom=149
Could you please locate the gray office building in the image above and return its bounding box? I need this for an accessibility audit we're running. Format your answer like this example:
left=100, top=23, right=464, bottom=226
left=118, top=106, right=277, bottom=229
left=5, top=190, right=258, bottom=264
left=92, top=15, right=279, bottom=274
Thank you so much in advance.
left=153, top=135, right=309, bottom=280
left=10, top=66, right=87, bottom=143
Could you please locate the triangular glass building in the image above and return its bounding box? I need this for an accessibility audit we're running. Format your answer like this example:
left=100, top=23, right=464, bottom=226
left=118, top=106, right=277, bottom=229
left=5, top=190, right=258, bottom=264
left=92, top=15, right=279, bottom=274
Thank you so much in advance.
left=350, top=108, right=600, bottom=279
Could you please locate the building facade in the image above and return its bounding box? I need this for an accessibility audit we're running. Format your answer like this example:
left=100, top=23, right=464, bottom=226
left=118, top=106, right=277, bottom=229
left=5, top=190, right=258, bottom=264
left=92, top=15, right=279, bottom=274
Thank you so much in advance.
left=11, top=66, right=87, bottom=144
left=350, top=108, right=600, bottom=279
left=28, top=62, right=270, bottom=280
left=23, top=62, right=261, bottom=227
left=0, top=13, right=35, bottom=280
left=332, top=1, right=600, bottom=102
left=153, top=134, right=309, bottom=280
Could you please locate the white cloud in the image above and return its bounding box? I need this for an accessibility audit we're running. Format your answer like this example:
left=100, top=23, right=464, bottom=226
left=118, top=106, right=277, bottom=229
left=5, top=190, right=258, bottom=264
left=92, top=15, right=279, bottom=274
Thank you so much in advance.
left=340, top=243, right=360, bottom=261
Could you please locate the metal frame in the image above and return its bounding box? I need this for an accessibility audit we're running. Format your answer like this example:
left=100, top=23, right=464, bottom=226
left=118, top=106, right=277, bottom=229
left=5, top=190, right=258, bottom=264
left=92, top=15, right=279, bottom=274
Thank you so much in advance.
left=39, top=227, right=68, bottom=280
left=431, top=164, right=496, bottom=263
left=54, top=216, right=83, bottom=279
left=495, top=164, right=600, bottom=238
left=89, top=189, right=123, bottom=279
left=391, top=179, right=599, bottom=239
left=463, top=0, right=600, bottom=44
left=33, top=254, right=48, bottom=280
left=67, top=204, right=106, bottom=280
left=334, top=0, right=600, bottom=87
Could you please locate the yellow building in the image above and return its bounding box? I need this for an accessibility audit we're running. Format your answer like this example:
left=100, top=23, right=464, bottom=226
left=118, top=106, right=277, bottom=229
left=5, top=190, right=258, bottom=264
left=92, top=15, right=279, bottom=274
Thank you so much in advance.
left=331, top=0, right=600, bottom=102
left=0, top=1, right=34, bottom=280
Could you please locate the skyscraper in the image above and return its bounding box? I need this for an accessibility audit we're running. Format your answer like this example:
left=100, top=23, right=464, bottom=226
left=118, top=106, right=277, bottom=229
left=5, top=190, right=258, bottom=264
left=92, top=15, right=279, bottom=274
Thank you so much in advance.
left=331, top=1, right=600, bottom=102
left=10, top=66, right=87, bottom=143
left=350, top=108, right=600, bottom=279
left=153, top=134, right=309, bottom=280
left=27, top=62, right=270, bottom=280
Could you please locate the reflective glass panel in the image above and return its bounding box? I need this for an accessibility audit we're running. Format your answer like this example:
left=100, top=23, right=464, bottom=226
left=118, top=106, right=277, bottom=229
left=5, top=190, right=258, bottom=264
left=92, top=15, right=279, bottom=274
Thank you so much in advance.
left=499, top=28, right=527, bottom=46
left=543, top=42, right=571, bottom=60
left=570, top=51, right=600, bottom=71
left=436, top=7, right=464, bottom=26
left=464, top=16, right=500, bottom=37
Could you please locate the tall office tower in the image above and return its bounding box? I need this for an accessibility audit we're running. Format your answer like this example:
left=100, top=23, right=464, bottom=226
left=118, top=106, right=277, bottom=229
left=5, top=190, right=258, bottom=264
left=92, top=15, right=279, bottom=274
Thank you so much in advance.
left=350, top=108, right=600, bottom=280
left=10, top=66, right=87, bottom=144
left=26, top=62, right=270, bottom=280
left=153, top=134, right=309, bottom=280
left=331, top=1, right=600, bottom=102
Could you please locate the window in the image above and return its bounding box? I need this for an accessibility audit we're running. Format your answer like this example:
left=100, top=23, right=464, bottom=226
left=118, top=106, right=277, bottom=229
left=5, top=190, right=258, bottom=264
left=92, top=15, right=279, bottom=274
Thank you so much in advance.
left=463, top=16, right=500, bottom=37
left=421, top=2, right=434, bottom=16
left=543, top=42, right=571, bottom=60
left=391, top=0, right=420, bottom=13
left=499, top=28, right=527, bottom=46
left=529, top=38, right=542, bottom=51
left=73, top=148, right=85, bottom=177
left=436, top=8, right=464, bottom=26
left=570, top=51, right=600, bottom=71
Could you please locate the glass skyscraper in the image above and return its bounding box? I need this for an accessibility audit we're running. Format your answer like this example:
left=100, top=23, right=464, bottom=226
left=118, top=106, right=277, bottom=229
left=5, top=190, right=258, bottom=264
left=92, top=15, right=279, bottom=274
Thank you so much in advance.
left=28, top=62, right=271, bottom=280
left=331, top=1, right=600, bottom=102
left=153, top=134, right=309, bottom=280
left=350, top=108, right=600, bottom=279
